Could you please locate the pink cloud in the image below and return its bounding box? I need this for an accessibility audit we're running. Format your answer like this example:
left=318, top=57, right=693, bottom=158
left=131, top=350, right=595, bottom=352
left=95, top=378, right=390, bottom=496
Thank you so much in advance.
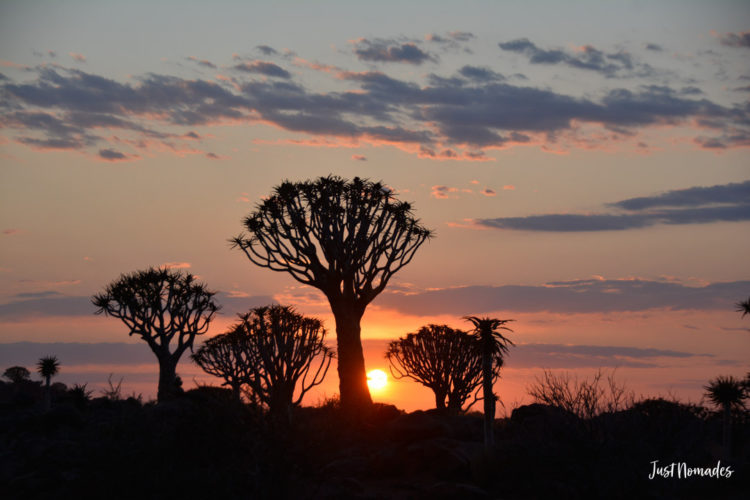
left=352, top=154, right=367, bottom=161
left=0, top=60, right=29, bottom=69
left=431, top=185, right=459, bottom=199
left=503, top=185, right=516, bottom=190
left=3, top=228, right=21, bottom=235
left=481, top=188, right=497, bottom=196
left=161, top=262, right=191, bottom=269
left=69, top=52, right=86, bottom=62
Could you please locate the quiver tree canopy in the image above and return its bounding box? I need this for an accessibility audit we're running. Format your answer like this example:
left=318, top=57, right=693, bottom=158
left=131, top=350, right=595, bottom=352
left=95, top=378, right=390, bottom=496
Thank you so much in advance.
left=235, top=305, right=333, bottom=420
left=192, top=329, right=253, bottom=403
left=386, top=324, right=484, bottom=412
left=92, top=267, right=220, bottom=401
left=232, top=176, right=432, bottom=411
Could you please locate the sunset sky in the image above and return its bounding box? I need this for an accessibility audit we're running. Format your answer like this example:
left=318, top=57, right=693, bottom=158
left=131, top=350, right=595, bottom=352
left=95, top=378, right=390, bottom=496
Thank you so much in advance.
left=1, top=0, right=749, bottom=411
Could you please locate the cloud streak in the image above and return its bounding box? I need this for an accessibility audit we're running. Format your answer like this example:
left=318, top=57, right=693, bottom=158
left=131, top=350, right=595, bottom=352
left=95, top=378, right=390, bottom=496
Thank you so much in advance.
left=477, top=181, right=750, bottom=232
left=0, top=291, right=274, bottom=321
left=353, top=38, right=436, bottom=64
left=374, top=278, right=750, bottom=315
left=498, top=38, right=652, bottom=77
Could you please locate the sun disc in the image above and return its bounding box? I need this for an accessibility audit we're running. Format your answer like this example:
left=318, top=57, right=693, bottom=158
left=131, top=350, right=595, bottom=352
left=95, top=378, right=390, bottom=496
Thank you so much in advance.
left=367, top=369, right=388, bottom=390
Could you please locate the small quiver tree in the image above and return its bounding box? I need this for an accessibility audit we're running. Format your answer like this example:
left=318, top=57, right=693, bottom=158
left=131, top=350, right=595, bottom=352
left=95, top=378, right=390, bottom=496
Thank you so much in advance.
left=37, top=356, right=60, bottom=411
left=386, top=324, right=483, bottom=413
left=236, top=305, right=333, bottom=423
left=464, top=317, right=514, bottom=452
left=232, top=176, right=431, bottom=413
left=192, top=328, right=253, bottom=403
left=92, top=267, right=219, bottom=402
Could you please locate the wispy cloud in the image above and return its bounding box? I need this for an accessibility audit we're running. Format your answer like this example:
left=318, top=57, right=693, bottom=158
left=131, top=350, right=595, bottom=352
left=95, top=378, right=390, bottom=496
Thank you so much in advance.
left=498, top=38, right=653, bottom=78
left=161, top=261, right=192, bottom=269
left=233, top=60, right=291, bottom=79
left=507, top=343, right=711, bottom=369
left=69, top=52, right=86, bottom=62
left=431, top=185, right=459, bottom=199
left=0, top=290, right=273, bottom=320
left=187, top=56, right=217, bottom=69
left=718, top=31, right=750, bottom=48
left=2, top=37, right=748, bottom=162
left=374, top=278, right=750, bottom=315
left=477, top=181, right=750, bottom=232
left=353, top=38, right=436, bottom=64
left=98, top=148, right=134, bottom=162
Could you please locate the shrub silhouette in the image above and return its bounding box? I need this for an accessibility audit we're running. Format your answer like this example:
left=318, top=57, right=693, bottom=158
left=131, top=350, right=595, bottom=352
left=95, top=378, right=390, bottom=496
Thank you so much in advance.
left=92, top=267, right=219, bottom=402
left=230, top=305, right=333, bottom=422
left=386, top=324, right=483, bottom=412
left=3, top=365, right=31, bottom=384
left=464, top=316, right=514, bottom=451
left=37, top=355, right=60, bottom=410
left=232, top=176, right=431, bottom=412
left=192, top=328, right=254, bottom=403
left=527, top=368, right=634, bottom=419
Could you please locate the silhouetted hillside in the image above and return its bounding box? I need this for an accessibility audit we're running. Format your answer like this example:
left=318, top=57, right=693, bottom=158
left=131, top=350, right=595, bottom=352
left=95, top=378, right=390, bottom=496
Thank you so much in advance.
left=1, top=381, right=747, bottom=499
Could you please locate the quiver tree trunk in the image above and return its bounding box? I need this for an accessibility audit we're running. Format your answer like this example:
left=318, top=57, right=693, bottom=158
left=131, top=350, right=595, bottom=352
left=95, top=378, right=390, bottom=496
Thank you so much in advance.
left=723, top=404, right=732, bottom=459
left=157, top=355, right=180, bottom=402
left=331, top=302, right=372, bottom=412
left=482, top=353, right=495, bottom=450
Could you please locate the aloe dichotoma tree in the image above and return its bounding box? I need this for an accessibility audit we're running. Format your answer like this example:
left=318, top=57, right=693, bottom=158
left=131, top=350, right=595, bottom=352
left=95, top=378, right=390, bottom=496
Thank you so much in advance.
left=386, top=324, right=483, bottom=412
left=192, top=328, right=253, bottom=403
left=93, top=267, right=219, bottom=402
left=232, top=176, right=431, bottom=412
left=237, top=305, right=333, bottom=421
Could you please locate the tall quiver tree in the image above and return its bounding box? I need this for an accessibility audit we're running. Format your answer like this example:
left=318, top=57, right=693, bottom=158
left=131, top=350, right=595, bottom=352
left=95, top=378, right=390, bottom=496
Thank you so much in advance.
left=464, top=317, right=514, bottom=453
left=92, top=267, right=219, bottom=402
left=232, top=176, right=431, bottom=412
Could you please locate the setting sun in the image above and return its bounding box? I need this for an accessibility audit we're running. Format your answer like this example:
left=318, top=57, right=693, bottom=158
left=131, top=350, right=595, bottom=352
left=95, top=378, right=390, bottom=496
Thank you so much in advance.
left=367, top=369, right=388, bottom=391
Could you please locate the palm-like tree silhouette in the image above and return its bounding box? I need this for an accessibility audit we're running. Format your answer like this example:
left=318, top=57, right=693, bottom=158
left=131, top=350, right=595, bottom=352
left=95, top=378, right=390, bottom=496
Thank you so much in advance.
left=736, top=297, right=750, bottom=318
left=464, top=316, right=514, bottom=452
left=37, top=356, right=60, bottom=410
left=704, top=375, right=747, bottom=458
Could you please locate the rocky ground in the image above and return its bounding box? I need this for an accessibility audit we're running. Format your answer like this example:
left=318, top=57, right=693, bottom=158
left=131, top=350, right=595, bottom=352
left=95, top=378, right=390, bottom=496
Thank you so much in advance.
left=1, top=383, right=748, bottom=499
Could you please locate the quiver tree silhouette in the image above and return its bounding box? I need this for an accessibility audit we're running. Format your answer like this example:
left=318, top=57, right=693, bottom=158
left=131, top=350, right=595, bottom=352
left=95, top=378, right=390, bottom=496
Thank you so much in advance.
left=386, top=324, right=483, bottom=412
left=234, top=305, right=333, bottom=422
left=3, top=366, right=31, bottom=384
left=704, top=375, right=747, bottom=458
left=92, top=267, right=219, bottom=402
left=37, top=356, right=60, bottom=410
left=232, top=176, right=431, bottom=412
left=192, top=328, right=253, bottom=403
left=464, top=316, right=514, bottom=452
left=737, top=297, right=750, bottom=318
